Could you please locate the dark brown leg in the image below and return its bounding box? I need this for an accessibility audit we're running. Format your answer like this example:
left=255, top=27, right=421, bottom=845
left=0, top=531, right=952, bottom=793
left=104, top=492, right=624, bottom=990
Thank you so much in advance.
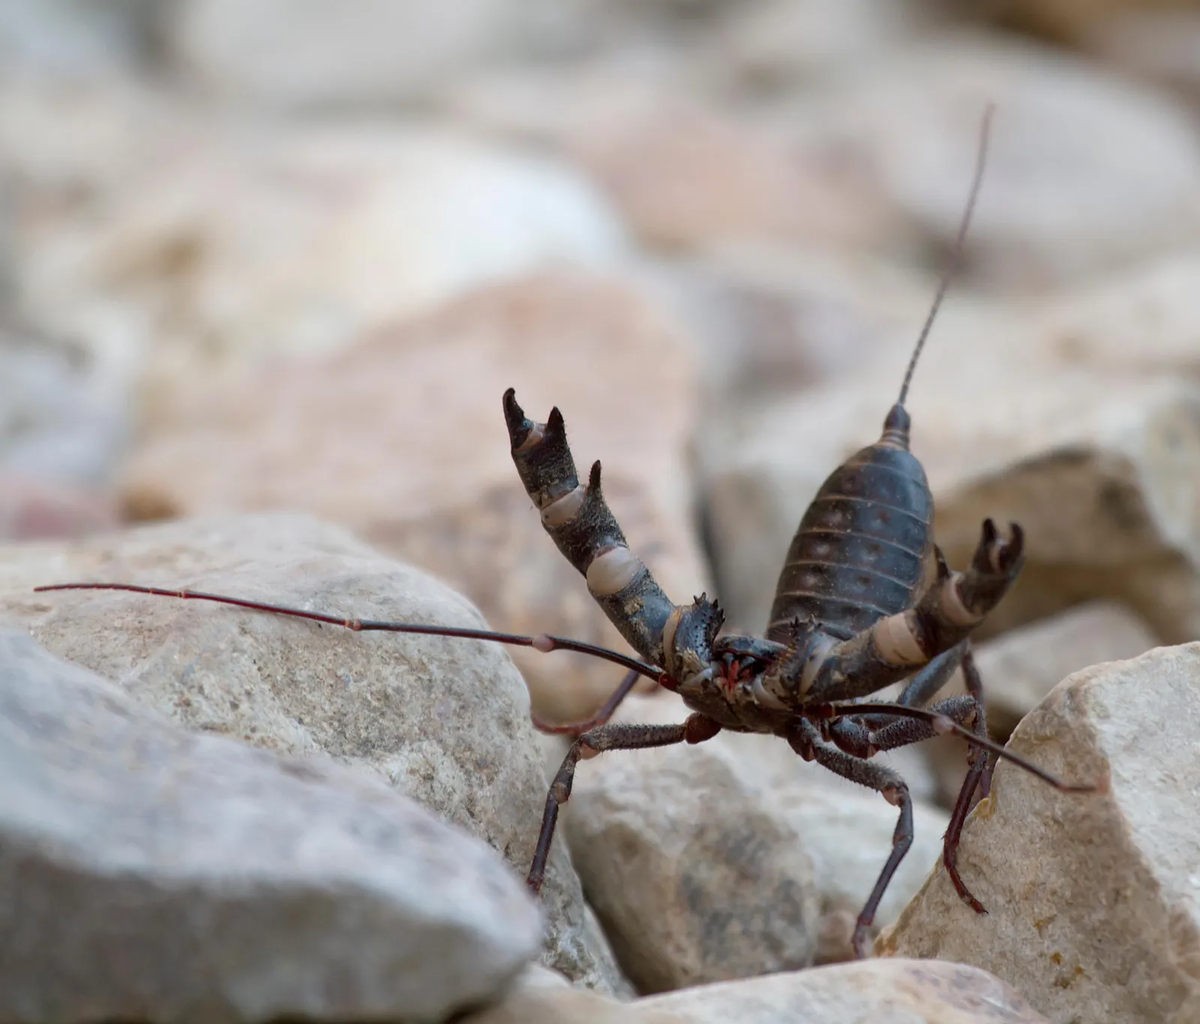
left=788, top=719, right=913, bottom=960
left=527, top=714, right=722, bottom=892
left=942, top=646, right=992, bottom=913
left=863, top=689, right=991, bottom=913
left=530, top=668, right=642, bottom=738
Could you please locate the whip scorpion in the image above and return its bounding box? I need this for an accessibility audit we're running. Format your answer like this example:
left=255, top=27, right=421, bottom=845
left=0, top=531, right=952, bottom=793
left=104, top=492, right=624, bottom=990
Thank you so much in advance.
left=36, top=106, right=1098, bottom=959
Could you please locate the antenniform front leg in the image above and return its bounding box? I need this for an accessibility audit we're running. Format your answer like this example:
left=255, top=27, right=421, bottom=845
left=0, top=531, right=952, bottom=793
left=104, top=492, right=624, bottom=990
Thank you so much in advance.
left=769, top=521, right=1023, bottom=705
left=503, top=389, right=686, bottom=670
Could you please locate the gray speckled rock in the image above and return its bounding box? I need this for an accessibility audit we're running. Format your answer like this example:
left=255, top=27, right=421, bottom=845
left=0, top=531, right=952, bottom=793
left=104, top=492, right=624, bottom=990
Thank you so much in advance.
left=0, top=512, right=628, bottom=994
left=0, top=629, right=541, bottom=1024
left=880, top=643, right=1200, bottom=1024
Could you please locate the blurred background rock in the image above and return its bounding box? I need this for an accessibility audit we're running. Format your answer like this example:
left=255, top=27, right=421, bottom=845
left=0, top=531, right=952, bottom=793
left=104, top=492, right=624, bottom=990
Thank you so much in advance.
left=3, top=0, right=1198, bottom=727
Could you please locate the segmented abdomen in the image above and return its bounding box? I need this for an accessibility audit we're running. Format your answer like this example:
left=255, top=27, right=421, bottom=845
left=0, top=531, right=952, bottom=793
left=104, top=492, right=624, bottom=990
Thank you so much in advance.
left=766, top=444, right=933, bottom=643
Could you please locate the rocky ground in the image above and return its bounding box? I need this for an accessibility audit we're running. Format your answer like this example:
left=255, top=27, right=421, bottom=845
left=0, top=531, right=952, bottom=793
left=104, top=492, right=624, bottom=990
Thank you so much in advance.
left=2, top=2, right=1200, bottom=1022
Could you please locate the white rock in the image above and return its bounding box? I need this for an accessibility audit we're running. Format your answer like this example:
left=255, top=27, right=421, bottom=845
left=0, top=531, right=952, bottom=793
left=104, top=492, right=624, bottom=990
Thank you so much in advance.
left=638, top=958, right=1051, bottom=1023
left=165, top=0, right=523, bottom=106
left=0, top=512, right=629, bottom=993
left=880, top=643, right=1200, bottom=1024
left=0, top=629, right=541, bottom=1024
left=1027, top=251, right=1200, bottom=379
left=465, top=958, right=1051, bottom=1022
left=19, top=121, right=628, bottom=423
left=954, top=601, right=1158, bottom=733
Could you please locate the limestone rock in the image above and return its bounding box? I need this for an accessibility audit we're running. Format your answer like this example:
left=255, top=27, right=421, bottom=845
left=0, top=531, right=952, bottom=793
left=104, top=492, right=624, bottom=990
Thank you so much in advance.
left=966, top=0, right=1195, bottom=46
left=1027, top=252, right=1200, bottom=379
left=465, top=982, right=689, bottom=1024
left=0, top=512, right=628, bottom=993
left=707, top=0, right=933, bottom=90
left=655, top=244, right=941, bottom=404
left=165, top=0, right=533, bottom=107
left=928, top=601, right=1158, bottom=806
left=467, top=958, right=1050, bottom=1022
left=121, top=273, right=707, bottom=728
left=952, top=601, right=1158, bottom=736
left=565, top=731, right=822, bottom=993
left=561, top=693, right=948, bottom=988
left=1082, top=11, right=1200, bottom=108
left=637, top=958, right=1051, bottom=1023
left=16, top=119, right=626, bottom=431
left=804, top=33, right=1200, bottom=289
left=0, top=324, right=129, bottom=487
left=0, top=0, right=148, bottom=75
left=448, top=62, right=898, bottom=255
left=567, top=96, right=894, bottom=253
left=0, top=472, right=118, bottom=541
left=0, top=629, right=541, bottom=1023
left=879, top=643, right=1200, bottom=1024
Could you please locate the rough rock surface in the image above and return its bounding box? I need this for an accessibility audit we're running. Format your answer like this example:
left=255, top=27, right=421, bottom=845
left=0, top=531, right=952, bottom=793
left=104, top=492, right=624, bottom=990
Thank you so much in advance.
left=164, top=0, right=590, bottom=107
left=928, top=601, right=1158, bottom=804
left=0, top=629, right=542, bottom=1024
left=561, top=694, right=948, bottom=988
left=1027, top=252, right=1200, bottom=379
left=0, top=512, right=628, bottom=993
left=948, top=601, right=1158, bottom=735
left=121, top=273, right=708, bottom=727
left=879, top=643, right=1200, bottom=1024
left=464, top=957, right=1049, bottom=1023
left=27, top=125, right=627, bottom=428
left=637, top=958, right=1050, bottom=1024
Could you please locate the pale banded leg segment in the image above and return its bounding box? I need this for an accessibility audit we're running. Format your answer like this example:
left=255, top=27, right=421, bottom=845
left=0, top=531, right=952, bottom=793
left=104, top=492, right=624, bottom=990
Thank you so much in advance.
left=787, top=718, right=912, bottom=960
left=776, top=520, right=1023, bottom=705
left=503, top=389, right=680, bottom=668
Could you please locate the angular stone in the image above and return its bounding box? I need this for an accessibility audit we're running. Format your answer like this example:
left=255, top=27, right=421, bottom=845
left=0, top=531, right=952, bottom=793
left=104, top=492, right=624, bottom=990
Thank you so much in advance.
left=567, top=96, right=893, bottom=253
left=0, top=472, right=118, bottom=541
left=879, top=644, right=1200, bottom=1024
left=927, top=601, right=1158, bottom=806
left=447, top=62, right=898, bottom=255
left=0, top=0, right=147, bottom=75
left=561, top=693, right=948, bottom=987
left=0, top=629, right=541, bottom=1024
left=709, top=0, right=933, bottom=89
left=15, top=118, right=627, bottom=434
left=0, top=324, right=129, bottom=488
left=657, top=243, right=940, bottom=403
left=637, top=958, right=1050, bottom=1023
left=0, top=512, right=628, bottom=993
left=1028, top=252, right=1200, bottom=379
left=1083, top=11, right=1200, bottom=108
left=165, top=0, right=536, bottom=106
left=951, top=601, right=1158, bottom=736
left=467, top=958, right=1050, bottom=1022
left=565, top=731, right=821, bottom=993
left=803, top=33, right=1200, bottom=288
left=121, top=273, right=707, bottom=728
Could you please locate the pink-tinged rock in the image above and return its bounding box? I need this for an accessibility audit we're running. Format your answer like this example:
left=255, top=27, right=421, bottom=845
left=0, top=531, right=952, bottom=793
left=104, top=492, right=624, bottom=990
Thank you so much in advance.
left=121, top=272, right=707, bottom=727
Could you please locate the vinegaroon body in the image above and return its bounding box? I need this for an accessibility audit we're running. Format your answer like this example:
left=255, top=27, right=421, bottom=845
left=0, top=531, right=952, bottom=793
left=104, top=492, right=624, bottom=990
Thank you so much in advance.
left=36, top=107, right=1096, bottom=959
